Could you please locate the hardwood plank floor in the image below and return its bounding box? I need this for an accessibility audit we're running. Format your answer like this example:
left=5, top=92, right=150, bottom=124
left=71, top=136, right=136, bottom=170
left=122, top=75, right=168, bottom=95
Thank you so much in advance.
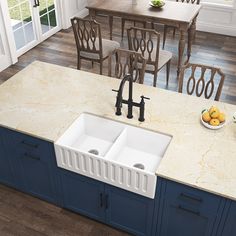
left=0, top=184, right=130, bottom=236
left=0, top=15, right=236, bottom=105
left=0, top=15, right=236, bottom=236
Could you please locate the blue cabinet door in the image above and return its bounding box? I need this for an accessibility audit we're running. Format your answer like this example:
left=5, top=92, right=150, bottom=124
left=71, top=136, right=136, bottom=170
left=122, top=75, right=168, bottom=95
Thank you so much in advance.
left=3, top=128, right=61, bottom=205
left=221, top=201, right=236, bottom=236
left=59, top=169, right=106, bottom=222
left=105, top=185, right=155, bottom=236
left=0, top=128, right=15, bottom=186
left=157, top=179, right=224, bottom=236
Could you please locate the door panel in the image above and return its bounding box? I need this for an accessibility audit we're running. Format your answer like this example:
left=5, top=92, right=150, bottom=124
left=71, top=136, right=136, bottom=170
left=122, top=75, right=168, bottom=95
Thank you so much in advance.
left=7, top=0, right=36, bottom=50
left=59, top=170, right=106, bottom=222
left=105, top=185, right=154, bottom=236
left=38, top=0, right=58, bottom=35
left=0, top=128, right=15, bottom=186
left=221, top=201, right=236, bottom=236
left=0, top=5, right=12, bottom=71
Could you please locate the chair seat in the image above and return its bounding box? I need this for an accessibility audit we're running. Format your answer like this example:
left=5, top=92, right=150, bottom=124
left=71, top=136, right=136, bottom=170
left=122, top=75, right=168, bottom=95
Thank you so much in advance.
left=80, top=39, right=120, bottom=60
left=139, top=49, right=172, bottom=71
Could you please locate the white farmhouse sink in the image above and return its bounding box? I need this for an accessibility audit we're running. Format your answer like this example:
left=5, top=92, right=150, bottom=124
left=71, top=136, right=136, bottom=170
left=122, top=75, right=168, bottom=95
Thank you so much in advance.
left=105, top=126, right=171, bottom=173
left=55, top=113, right=172, bottom=198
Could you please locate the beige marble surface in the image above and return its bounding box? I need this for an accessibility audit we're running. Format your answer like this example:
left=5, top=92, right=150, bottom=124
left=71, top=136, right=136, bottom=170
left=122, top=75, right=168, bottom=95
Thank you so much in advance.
left=0, top=61, right=236, bottom=200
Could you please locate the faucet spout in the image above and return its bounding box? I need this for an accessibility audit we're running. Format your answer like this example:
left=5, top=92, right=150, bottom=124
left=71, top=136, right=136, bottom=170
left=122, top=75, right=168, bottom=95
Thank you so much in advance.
left=112, top=74, right=149, bottom=121
left=115, top=74, right=133, bottom=118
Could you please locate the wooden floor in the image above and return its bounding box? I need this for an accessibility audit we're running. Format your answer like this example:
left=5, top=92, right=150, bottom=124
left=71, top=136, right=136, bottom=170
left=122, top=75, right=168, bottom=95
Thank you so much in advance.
left=0, top=184, right=130, bottom=236
left=1, top=15, right=236, bottom=104
left=0, top=15, right=236, bottom=236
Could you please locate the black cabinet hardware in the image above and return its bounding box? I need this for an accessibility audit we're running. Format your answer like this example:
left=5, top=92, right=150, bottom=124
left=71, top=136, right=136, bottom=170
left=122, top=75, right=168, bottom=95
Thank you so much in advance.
left=24, top=153, right=40, bottom=161
left=21, top=140, right=38, bottom=149
left=178, top=205, right=200, bottom=216
left=180, top=192, right=202, bottom=203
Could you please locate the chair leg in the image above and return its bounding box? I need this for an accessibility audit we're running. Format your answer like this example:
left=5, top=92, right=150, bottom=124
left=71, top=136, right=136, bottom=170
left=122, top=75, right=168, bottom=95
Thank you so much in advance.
left=163, top=25, right=167, bottom=49
left=166, top=60, right=171, bottom=86
left=100, top=61, right=103, bottom=75
left=151, top=22, right=155, bottom=29
left=153, top=73, right=158, bottom=87
left=121, top=18, right=125, bottom=39
left=173, top=28, right=176, bottom=38
left=77, top=56, right=81, bottom=70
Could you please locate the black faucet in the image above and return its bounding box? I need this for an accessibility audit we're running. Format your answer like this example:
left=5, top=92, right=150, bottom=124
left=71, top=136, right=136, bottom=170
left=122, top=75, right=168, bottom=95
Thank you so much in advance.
left=112, top=74, right=150, bottom=122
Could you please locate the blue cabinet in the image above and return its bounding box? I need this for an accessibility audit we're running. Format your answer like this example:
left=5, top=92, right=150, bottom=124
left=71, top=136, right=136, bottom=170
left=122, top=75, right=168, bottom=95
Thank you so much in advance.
left=220, top=201, right=236, bottom=236
left=105, top=185, right=155, bottom=236
left=2, top=127, right=236, bottom=236
left=59, top=169, right=106, bottom=222
left=156, top=179, right=225, bottom=236
left=0, top=128, right=15, bottom=186
left=2, top=127, right=61, bottom=205
left=59, top=169, right=155, bottom=236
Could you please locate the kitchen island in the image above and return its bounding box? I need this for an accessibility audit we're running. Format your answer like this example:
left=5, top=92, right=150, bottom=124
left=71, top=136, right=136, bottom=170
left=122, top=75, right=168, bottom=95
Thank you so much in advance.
left=0, top=61, right=235, bottom=236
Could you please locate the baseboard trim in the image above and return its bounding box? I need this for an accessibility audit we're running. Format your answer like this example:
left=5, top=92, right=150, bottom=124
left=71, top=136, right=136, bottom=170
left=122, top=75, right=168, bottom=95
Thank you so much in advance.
left=197, top=22, right=236, bottom=37
left=76, top=8, right=89, bottom=19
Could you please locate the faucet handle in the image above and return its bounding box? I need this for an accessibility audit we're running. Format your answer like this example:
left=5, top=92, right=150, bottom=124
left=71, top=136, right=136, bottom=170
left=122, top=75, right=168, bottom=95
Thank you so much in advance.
left=140, top=95, right=150, bottom=102
left=112, top=89, right=119, bottom=93
left=138, top=96, right=150, bottom=122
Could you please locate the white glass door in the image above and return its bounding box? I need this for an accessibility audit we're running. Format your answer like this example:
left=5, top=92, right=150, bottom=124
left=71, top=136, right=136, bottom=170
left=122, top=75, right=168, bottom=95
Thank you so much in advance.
left=37, top=0, right=60, bottom=39
left=6, top=0, right=60, bottom=56
left=7, top=0, right=37, bottom=55
left=0, top=5, right=12, bottom=71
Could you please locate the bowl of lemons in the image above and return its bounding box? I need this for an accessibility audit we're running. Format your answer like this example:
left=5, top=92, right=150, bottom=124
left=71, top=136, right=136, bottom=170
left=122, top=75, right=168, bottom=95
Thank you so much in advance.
left=201, top=106, right=226, bottom=130
left=149, top=0, right=165, bottom=8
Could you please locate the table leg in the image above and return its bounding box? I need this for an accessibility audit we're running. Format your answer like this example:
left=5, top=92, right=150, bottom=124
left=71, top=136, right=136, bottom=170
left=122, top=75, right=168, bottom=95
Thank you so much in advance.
left=108, top=16, right=113, bottom=40
left=177, top=30, right=186, bottom=76
left=186, top=17, right=196, bottom=64
left=89, top=9, right=96, bottom=20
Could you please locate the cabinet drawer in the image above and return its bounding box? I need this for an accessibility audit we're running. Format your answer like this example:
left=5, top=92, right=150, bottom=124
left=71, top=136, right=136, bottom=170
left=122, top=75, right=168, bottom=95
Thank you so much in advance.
left=4, top=128, right=53, bottom=162
left=165, top=180, right=222, bottom=217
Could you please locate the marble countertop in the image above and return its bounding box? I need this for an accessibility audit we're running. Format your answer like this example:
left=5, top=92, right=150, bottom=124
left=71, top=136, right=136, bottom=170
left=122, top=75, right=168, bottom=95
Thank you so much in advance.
left=0, top=61, right=236, bottom=200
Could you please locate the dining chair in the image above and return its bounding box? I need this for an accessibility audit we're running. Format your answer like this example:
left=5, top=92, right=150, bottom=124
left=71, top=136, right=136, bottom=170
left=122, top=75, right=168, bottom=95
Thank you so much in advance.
left=121, top=19, right=154, bottom=39
left=108, top=48, right=146, bottom=84
left=71, top=17, right=120, bottom=75
left=127, top=27, right=172, bottom=87
left=178, top=63, right=225, bottom=101
left=162, top=0, right=200, bottom=49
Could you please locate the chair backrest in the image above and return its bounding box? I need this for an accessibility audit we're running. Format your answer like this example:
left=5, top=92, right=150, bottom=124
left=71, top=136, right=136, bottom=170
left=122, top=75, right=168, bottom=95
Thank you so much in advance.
left=71, top=17, right=102, bottom=58
left=108, top=49, right=146, bottom=84
left=178, top=63, right=225, bottom=101
left=176, top=0, right=200, bottom=4
left=127, top=27, right=161, bottom=71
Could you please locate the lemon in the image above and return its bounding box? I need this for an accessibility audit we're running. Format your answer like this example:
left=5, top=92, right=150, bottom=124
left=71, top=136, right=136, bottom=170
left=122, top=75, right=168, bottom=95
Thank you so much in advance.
left=218, top=113, right=225, bottom=123
left=209, top=106, right=220, bottom=118
left=202, top=111, right=211, bottom=122
left=210, top=118, right=220, bottom=126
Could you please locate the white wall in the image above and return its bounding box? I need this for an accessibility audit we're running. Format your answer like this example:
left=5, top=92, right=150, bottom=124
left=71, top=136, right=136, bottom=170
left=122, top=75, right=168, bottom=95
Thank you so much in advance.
left=60, top=0, right=88, bottom=29
left=197, top=3, right=236, bottom=36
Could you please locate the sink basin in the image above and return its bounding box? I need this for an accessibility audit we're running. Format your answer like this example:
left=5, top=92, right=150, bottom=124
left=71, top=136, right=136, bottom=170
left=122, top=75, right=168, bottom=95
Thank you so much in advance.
left=106, top=126, right=171, bottom=173
left=55, top=113, right=172, bottom=198
left=57, top=113, right=124, bottom=157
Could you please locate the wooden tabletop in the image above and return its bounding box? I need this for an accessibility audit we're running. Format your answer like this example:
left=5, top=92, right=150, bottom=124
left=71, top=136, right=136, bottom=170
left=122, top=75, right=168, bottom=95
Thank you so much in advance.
left=87, top=0, right=202, bottom=24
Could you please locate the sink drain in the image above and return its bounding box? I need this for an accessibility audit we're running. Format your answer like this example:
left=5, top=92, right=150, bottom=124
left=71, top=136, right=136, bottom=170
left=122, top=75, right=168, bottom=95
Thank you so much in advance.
left=133, top=163, right=145, bottom=170
left=88, top=149, right=99, bottom=155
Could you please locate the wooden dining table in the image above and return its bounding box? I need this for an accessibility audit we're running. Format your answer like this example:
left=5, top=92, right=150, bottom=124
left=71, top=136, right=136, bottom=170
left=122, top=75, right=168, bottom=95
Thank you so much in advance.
left=86, top=0, right=202, bottom=75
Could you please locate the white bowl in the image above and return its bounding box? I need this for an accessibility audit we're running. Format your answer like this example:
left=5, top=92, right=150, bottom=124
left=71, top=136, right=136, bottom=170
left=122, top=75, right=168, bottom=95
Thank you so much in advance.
left=200, top=114, right=225, bottom=130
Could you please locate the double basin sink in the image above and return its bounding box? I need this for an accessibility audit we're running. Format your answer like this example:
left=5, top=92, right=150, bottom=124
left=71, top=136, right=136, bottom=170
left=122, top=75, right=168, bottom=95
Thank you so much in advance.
left=54, top=113, right=172, bottom=198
